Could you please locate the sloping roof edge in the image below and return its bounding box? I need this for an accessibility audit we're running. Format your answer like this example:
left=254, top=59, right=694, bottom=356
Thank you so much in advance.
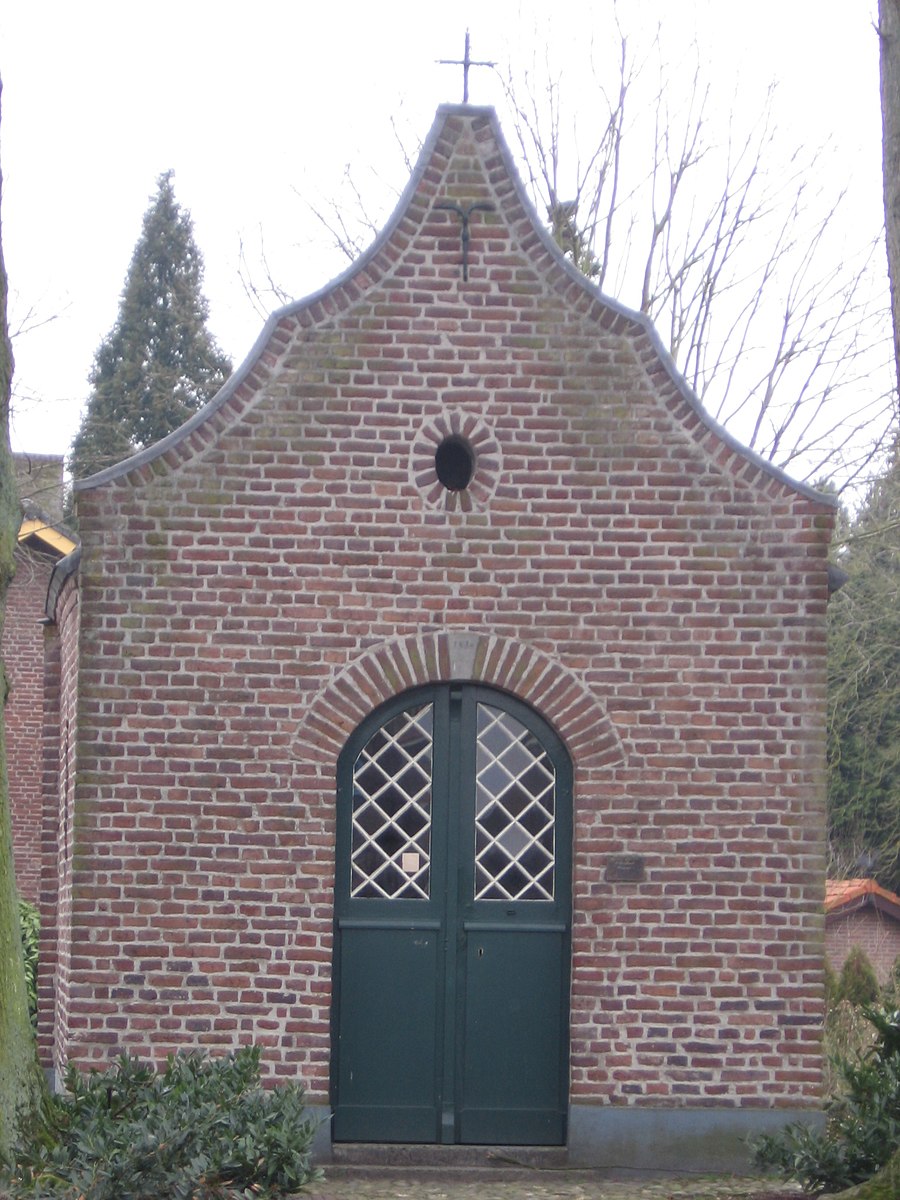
left=73, top=105, right=835, bottom=508
left=45, top=545, right=81, bottom=624
left=826, top=878, right=900, bottom=923
left=18, top=497, right=79, bottom=559
left=18, top=516, right=78, bottom=558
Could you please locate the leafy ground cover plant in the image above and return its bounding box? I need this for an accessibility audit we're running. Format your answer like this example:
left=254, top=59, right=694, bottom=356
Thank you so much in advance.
left=3, top=1045, right=320, bottom=1199
left=753, top=1007, right=900, bottom=1193
left=18, top=900, right=39, bottom=1030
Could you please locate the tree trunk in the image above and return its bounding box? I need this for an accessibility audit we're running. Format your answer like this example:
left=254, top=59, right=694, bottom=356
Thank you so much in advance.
left=0, top=75, right=45, bottom=1167
left=880, top=0, right=900, bottom=401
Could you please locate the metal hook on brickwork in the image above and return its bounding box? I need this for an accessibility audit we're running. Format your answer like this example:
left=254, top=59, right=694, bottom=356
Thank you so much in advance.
left=435, top=201, right=495, bottom=282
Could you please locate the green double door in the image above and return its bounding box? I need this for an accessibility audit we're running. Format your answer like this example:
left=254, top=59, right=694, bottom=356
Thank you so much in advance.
left=332, top=684, right=572, bottom=1146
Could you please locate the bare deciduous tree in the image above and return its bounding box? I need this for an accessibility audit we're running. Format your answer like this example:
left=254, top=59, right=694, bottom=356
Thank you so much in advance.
left=281, top=16, right=892, bottom=497
left=499, top=25, right=893, bottom=493
left=880, top=0, right=900, bottom=399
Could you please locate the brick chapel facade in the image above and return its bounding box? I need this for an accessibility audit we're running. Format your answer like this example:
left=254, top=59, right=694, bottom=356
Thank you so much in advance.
left=35, top=106, right=833, bottom=1168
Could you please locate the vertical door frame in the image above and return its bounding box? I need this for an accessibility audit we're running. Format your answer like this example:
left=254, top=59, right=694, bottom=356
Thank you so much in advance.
left=330, top=682, right=573, bottom=1144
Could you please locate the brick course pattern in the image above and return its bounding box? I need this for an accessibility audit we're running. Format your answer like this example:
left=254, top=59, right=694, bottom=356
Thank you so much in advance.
left=5, top=545, right=54, bottom=904
left=827, top=909, right=900, bottom=983
left=5, top=452, right=75, bottom=1068
left=59, top=108, right=832, bottom=1111
left=47, top=576, right=79, bottom=1071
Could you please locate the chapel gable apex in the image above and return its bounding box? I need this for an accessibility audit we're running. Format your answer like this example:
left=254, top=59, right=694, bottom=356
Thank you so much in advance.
left=72, top=105, right=830, bottom=509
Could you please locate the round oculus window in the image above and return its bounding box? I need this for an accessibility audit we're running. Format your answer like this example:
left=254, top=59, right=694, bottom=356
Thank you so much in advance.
left=410, top=410, right=500, bottom=511
left=434, top=435, right=476, bottom=491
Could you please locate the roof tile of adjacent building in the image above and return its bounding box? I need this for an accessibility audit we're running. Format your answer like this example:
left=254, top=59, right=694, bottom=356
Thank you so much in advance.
left=826, top=877, right=900, bottom=920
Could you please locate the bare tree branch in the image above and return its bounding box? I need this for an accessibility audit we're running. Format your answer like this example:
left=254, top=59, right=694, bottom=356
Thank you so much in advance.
left=241, top=10, right=893, bottom=495
left=237, top=229, right=292, bottom=321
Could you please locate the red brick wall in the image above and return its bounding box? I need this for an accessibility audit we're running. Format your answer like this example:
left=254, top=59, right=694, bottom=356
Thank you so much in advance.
left=64, top=109, right=832, bottom=1110
left=50, top=576, right=80, bottom=1075
left=5, top=545, right=54, bottom=904
left=34, top=618, right=63, bottom=1068
left=826, top=909, right=900, bottom=983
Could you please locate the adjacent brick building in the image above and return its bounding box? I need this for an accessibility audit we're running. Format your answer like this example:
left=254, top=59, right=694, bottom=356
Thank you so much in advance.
left=40, top=106, right=833, bottom=1168
left=6, top=529, right=53, bottom=906
left=5, top=456, right=76, bottom=1064
left=826, top=878, right=900, bottom=984
left=6, top=455, right=74, bottom=905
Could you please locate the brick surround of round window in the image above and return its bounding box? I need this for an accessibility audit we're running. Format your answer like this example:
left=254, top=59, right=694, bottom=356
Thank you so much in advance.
left=410, top=410, right=501, bottom=511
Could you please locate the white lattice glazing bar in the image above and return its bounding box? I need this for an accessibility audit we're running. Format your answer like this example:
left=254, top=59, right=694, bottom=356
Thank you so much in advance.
left=351, top=704, right=434, bottom=899
left=474, top=704, right=555, bottom=900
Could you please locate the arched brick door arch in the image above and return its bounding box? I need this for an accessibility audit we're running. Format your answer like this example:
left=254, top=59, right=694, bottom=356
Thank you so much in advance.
left=292, top=631, right=625, bottom=772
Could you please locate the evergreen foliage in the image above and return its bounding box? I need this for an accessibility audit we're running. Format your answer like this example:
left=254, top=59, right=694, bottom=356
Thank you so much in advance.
left=823, top=999, right=879, bottom=1099
left=825, top=956, right=841, bottom=1009
left=884, top=955, right=900, bottom=1007
left=69, top=172, right=231, bottom=480
left=827, top=449, right=900, bottom=893
left=18, top=899, right=39, bottom=1029
left=838, top=947, right=882, bottom=1009
left=753, top=1006, right=900, bottom=1193
left=4, top=1045, right=321, bottom=1199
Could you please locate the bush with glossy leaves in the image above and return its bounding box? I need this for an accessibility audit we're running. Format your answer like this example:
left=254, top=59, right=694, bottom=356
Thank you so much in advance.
left=753, top=1007, right=900, bottom=1193
left=3, top=1045, right=320, bottom=1199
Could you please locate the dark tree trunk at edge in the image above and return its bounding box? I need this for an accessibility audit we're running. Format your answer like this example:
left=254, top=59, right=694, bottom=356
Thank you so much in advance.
left=0, top=75, right=46, bottom=1167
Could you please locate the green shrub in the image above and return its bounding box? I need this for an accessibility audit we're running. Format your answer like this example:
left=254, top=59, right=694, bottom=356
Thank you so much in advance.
left=824, top=956, right=840, bottom=1009
left=4, top=1044, right=321, bottom=1199
left=838, top=945, right=881, bottom=1007
left=881, top=955, right=900, bottom=1007
left=18, top=899, right=39, bottom=1029
left=822, top=998, right=878, bottom=1097
left=753, top=1006, right=900, bottom=1193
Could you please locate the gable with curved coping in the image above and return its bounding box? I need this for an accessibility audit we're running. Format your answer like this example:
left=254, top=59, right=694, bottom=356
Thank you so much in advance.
left=74, top=105, right=831, bottom=512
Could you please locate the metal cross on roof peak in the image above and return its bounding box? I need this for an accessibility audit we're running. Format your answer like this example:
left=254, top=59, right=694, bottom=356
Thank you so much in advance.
left=438, top=30, right=496, bottom=104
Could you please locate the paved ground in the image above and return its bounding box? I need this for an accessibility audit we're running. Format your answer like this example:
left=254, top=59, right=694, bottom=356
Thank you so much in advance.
left=304, top=1169, right=800, bottom=1200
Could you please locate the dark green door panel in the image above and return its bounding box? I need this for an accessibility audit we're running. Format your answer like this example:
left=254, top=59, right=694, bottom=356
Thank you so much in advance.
left=332, top=685, right=571, bottom=1146
left=458, top=926, right=568, bottom=1144
left=332, top=921, right=443, bottom=1142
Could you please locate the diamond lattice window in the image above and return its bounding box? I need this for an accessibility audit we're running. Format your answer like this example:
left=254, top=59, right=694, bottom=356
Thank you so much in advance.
left=474, top=703, right=556, bottom=900
left=351, top=704, right=434, bottom=899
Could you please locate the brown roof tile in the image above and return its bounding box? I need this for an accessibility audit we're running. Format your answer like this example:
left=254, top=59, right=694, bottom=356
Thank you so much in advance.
left=826, top=877, right=900, bottom=914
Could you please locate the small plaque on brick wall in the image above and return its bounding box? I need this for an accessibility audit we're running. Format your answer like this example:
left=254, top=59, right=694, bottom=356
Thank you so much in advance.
left=447, top=633, right=479, bottom=679
left=605, top=855, right=646, bottom=883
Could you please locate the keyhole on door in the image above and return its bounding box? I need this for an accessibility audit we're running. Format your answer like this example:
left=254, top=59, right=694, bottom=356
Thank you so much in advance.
left=477, top=947, right=485, bottom=958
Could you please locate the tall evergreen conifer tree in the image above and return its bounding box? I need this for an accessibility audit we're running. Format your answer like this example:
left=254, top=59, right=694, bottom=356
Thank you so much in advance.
left=69, top=172, right=231, bottom=479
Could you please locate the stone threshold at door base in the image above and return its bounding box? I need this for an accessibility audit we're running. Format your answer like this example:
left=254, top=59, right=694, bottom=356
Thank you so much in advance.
left=329, top=1143, right=569, bottom=1170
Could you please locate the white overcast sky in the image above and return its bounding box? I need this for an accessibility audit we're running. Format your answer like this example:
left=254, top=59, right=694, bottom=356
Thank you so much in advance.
left=0, top=0, right=884, bottom=463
